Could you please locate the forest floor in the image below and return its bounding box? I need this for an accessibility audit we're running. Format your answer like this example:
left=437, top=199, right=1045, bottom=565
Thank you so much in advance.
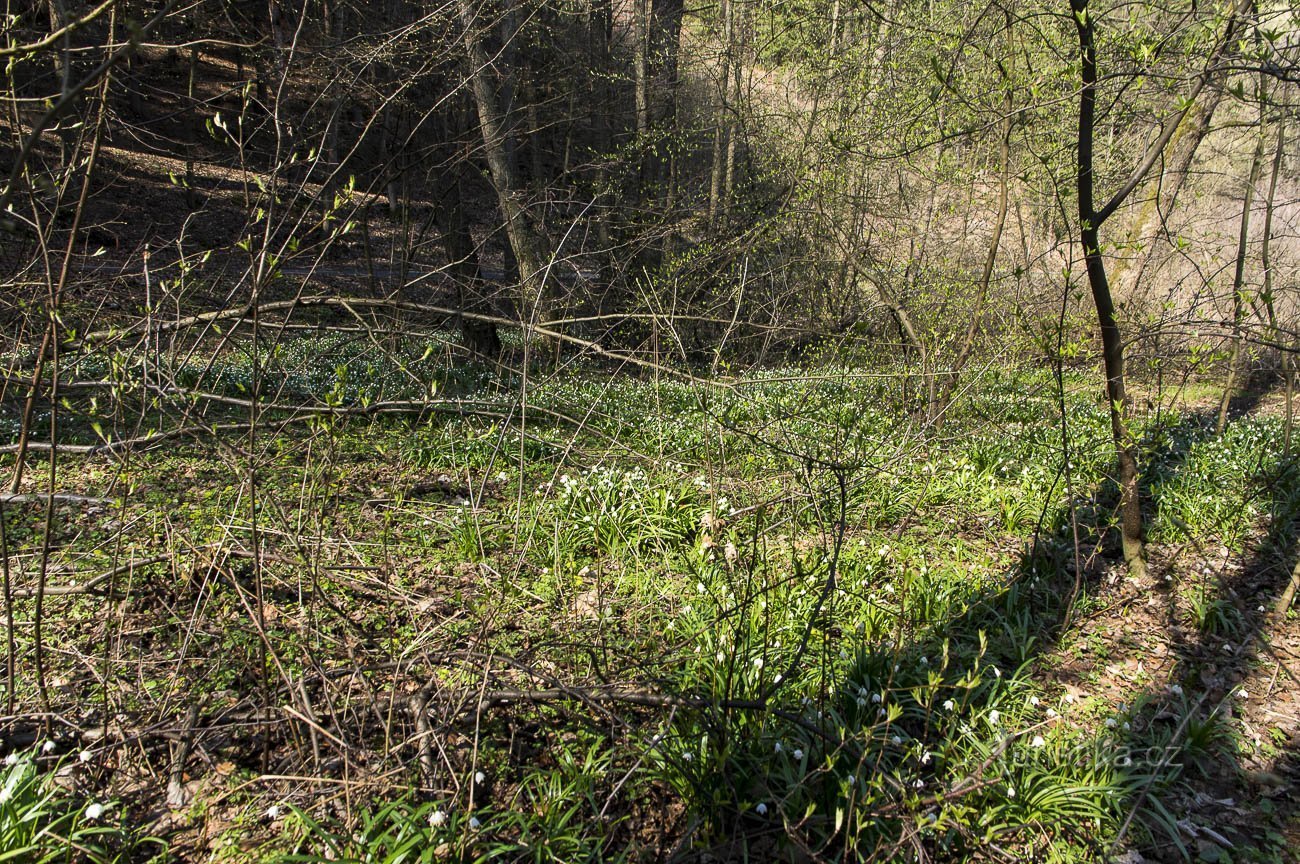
left=1, top=344, right=1298, bottom=862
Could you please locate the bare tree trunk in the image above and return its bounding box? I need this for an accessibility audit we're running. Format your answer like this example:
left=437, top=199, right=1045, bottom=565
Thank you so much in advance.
left=1216, top=109, right=1266, bottom=434
left=185, top=44, right=201, bottom=210
left=431, top=100, right=498, bottom=357
left=47, top=0, right=71, bottom=170
left=1258, top=90, right=1287, bottom=452
left=589, top=0, right=615, bottom=261
left=1072, top=0, right=1145, bottom=578
left=708, top=0, right=733, bottom=223
left=633, top=0, right=650, bottom=138
left=722, top=0, right=746, bottom=210
left=457, top=0, right=551, bottom=337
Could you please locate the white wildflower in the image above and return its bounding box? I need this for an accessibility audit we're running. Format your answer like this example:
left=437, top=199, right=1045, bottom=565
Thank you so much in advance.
left=943, top=700, right=955, bottom=711
left=84, top=803, right=105, bottom=821
left=474, top=771, right=486, bottom=784
left=1031, top=735, right=1045, bottom=748
left=266, top=805, right=281, bottom=820
left=1171, top=684, right=1183, bottom=696
left=468, top=816, right=481, bottom=830
left=430, top=809, right=447, bottom=827
left=41, top=740, right=55, bottom=754
left=792, top=749, right=804, bottom=760
left=755, top=803, right=768, bottom=815
left=79, top=750, right=92, bottom=764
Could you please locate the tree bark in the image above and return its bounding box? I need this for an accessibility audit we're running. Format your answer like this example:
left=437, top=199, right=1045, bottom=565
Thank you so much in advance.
left=708, top=0, right=734, bottom=223
left=1258, top=80, right=1287, bottom=452
left=1216, top=107, right=1266, bottom=434
left=1072, top=0, right=1146, bottom=578
left=457, top=0, right=552, bottom=338
left=434, top=104, right=500, bottom=359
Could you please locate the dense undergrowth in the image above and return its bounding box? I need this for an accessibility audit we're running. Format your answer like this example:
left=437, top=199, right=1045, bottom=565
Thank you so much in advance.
left=1, top=337, right=1295, bottom=862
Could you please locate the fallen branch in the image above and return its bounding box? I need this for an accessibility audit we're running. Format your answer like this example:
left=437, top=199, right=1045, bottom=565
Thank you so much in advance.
left=7, top=554, right=171, bottom=598
left=72, top=295, right=729, bottom=387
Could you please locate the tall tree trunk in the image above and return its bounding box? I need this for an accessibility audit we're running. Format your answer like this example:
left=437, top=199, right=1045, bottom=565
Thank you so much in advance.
left=708, top=0, right=734, bottom=223
left=589, top=0, right=615, bottom=262
left=457, top=0, right=552, bottom=338
left=633, top=0, right=650, bottom=138
left=47, top=0, right=72, bottom=170
left=1072, top=0, right=1146, bottom=578
left=186, top=44, right=202, bottom=210
left=722, top=0, right=746, bottom=210
left=1216, top=107, right=1266, bottom=434
left=1257, top=70, right=1287, bottom=451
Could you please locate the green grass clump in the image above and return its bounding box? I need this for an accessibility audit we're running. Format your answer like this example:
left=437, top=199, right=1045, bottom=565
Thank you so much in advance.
left=0, top=749, right=158, bottom=863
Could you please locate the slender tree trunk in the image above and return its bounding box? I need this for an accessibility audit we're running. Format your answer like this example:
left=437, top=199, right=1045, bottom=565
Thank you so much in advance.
left=722, top=0, right=746, bottom=210
left=589, top=0, right=615, bottom=261
left=708, top=0, right=733, bottom=222
left=47, top=0, right=71, bottom=171
left=1258, top=92, right=1287, bottom=452
left=1072, top=0, right=1145, bottom=578
left=633, top=0, right=650, bottom=138
left=186, top=44, right=201, bottom=210
left=651, top=0, right=683, bottom=257
left=1216, top=110, right=1266, bottom=434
